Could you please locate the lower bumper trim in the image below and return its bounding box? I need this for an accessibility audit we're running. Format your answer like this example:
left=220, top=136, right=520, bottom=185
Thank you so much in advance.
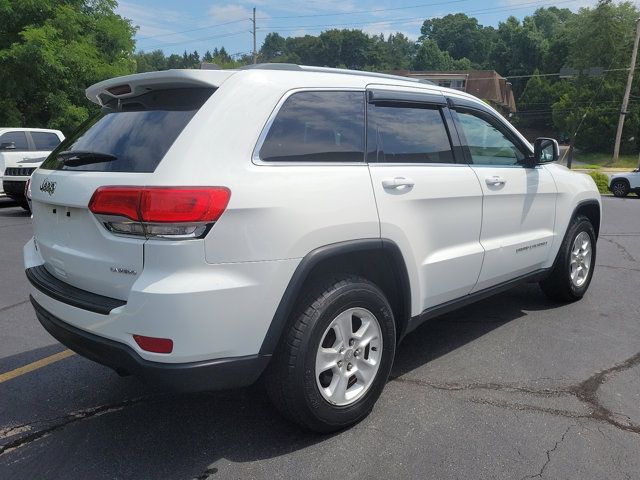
left=31, top=296, right=270, bottom=392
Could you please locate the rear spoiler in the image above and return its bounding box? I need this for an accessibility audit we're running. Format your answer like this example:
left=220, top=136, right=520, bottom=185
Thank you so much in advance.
left=85, top=69, right=237, bottom=106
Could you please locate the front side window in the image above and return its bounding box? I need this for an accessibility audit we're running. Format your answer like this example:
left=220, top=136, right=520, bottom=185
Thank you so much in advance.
left=0, top=131, right=29, bottom=151
left=367, top=104, right=454, bottom=164
left=456, top=110, right=525, bottom=166
left=259, top=91, right=365, bottom=163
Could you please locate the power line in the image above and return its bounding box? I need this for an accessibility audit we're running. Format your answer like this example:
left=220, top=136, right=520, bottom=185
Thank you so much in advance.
left=135, top=0, right=472, bottom=43
left=135, top=0, right=581, bottom=49
left=137, top=19, right=249, bottom=41
left=259, top=0, right=583, bottom=32
left=262, top=0, right=471, bottom=20
left=141, top=30, right=248, bottom=51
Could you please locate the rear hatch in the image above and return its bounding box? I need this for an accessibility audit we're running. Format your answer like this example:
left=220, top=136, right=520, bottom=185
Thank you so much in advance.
left=31, top=78, right=219, bottom=301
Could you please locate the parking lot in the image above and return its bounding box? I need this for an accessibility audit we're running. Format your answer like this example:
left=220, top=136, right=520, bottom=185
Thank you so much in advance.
left=0, top=195, right=638, bottom=479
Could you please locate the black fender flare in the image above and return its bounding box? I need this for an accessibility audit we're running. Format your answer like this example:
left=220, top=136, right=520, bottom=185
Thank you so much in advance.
left=258, top=238, right=411, bottom=355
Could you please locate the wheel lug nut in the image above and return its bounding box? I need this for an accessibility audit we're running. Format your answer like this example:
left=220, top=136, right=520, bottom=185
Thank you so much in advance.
left=339, top=347, right=344, bottom=353
left=337, top=361, right=343, bottom=367
left=354, top=349, right=360, bottom=357
left=349, top=339, right=355, bottom=346
left=347, top=363, right=353, bottom=371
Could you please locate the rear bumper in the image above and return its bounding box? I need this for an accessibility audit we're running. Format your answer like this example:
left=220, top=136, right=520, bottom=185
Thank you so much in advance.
left=31, top=297, right=270, bottom=392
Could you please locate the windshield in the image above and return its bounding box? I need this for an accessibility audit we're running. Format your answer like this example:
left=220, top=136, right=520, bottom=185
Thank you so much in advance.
left=41, top=87, right=214, bottom=173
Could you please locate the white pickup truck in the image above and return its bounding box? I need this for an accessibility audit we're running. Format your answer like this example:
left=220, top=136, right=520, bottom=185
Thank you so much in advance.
left=0, top=128, right=64, bottom=208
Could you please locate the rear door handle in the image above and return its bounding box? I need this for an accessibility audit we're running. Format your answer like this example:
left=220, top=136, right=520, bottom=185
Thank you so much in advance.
left=485, top=175, right=506, bottom=186
left=382, top=177, right=415, bottom=189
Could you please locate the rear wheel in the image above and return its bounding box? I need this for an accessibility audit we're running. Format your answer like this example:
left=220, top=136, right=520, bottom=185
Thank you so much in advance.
left=266, top=275, right=396, bottom=433
left=540, top=215, right=596, bottom=302
left=611, top=179, right=629, bottom=197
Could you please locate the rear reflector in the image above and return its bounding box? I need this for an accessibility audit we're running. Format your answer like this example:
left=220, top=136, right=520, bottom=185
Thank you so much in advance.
left=88, top=186, right=231, bottom=239
left=133, top=335, right=173, bottom=354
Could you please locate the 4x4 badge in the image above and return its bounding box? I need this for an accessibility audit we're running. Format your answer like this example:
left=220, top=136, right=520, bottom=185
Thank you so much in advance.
left=40, top=180, right=56, bottom=196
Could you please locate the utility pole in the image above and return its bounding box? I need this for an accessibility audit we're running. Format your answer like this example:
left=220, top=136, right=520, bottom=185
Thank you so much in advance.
left=252, top=7, right=257, bottom=64
left=613, top=17, right=640, bottom=162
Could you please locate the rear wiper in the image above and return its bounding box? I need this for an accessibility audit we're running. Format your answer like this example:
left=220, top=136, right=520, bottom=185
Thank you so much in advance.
left=57, top=150, right=117, bottom=167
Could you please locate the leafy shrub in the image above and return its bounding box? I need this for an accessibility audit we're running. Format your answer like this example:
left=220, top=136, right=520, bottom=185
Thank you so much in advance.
left=589, top=171, right=610, bottom=194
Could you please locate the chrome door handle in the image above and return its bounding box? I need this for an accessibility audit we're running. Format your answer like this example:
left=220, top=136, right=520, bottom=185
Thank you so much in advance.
left=485, top=175, right=506, bottom=186
left=382, top=177, right=415, bottom=189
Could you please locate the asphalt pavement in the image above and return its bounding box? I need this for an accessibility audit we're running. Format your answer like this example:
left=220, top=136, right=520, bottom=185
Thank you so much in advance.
left=0, top=194, right=639, bottom=480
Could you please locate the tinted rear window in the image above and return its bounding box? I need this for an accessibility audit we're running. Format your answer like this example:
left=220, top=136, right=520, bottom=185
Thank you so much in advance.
left=32, top=132, right=61, bottom=150
left=259, top=91, right=365, bottom=163
left=41, top=88, right=214, bottom=172
left=367, top=104, right=454, bottom=164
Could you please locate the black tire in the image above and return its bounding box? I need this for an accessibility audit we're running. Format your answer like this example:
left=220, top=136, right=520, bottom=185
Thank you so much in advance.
left=265, top=275, right=396, bottom=433
left=539, top=215, right=596, bottom=302
left=611, top=179, right=629, bottom=197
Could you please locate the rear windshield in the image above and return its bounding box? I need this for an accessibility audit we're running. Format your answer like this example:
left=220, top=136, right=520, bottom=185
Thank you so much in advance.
left=41, top=88, right=214, bottom=173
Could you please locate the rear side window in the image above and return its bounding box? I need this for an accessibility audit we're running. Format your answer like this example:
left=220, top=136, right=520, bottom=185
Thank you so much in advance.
left=32, top=132, right=61, bottom=151
left=41, top=88, right=214, bottom=172
left=0, top=131, right=29, bottom=151
left=259, top=91, right=365, bottom=163
left=367, top=104, right=454, bottom=164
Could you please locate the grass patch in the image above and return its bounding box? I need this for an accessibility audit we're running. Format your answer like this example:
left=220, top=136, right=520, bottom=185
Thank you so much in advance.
left=589, top=171, right=610, bottom=194
left=574, top=152, right=638, bottom=169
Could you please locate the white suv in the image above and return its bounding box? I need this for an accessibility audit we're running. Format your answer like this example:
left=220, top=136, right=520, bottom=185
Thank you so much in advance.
left=24, top=65, right=601, bottom=432
left=0, top=128, right=64, bottom=208
left=609, top=168, right=640, bottom=197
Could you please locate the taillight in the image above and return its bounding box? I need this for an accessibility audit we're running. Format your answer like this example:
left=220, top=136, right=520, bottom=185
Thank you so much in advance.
left=88, top=186, right=230, bottom=239
left=25, top=178, right=32, bottom=200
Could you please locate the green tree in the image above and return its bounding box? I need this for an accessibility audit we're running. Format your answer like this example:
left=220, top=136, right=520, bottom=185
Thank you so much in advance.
left=0, top=0, right=136, bottom=134
left=412, top=40, right=471, bottom=71
left=260, top=32, right=287, bottom=62
left=419, top=13, right=495, bottom=66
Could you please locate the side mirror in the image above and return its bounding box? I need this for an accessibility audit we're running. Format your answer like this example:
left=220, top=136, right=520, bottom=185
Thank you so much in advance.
left=533, top=137, right=559, bottom=164
left=0, top=142, right=16, bottom=150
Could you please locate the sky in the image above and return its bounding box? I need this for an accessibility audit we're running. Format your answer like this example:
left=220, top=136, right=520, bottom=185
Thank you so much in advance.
left=117, top=0, right=607, bottom=57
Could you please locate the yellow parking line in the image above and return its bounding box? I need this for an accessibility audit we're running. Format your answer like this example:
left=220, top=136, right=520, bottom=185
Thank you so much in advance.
left=0, top=350, right=75, bottom=384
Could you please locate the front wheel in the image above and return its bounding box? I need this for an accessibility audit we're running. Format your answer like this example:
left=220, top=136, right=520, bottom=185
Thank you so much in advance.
left=611, top=180, right=629, bottom=197
left=540, top=215, right=596, bottom=302
left=266, top=275, right=396, bottom=433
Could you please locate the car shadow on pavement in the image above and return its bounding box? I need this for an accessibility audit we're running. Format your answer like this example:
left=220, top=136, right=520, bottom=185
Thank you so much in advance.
left=392, top=282, right=553, bottom=378
left=0, top=283, right=562, bottom=479
left=0, top=199, right=28, bottom=216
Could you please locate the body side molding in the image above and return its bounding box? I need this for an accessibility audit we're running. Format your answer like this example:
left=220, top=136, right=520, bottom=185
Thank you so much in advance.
left=405, top=268, right=550, bottom=336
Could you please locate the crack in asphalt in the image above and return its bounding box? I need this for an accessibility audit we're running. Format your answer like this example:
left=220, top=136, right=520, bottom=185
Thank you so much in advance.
left=391, top=378, right=574, bottom=397
left=393, top=350, right=640, bottom=436
left=194, top=467, right=218, bottom=480
left=570, top=351, right=640, bottom=435
left=0, top=299, right=29, bottom=314
left=600, top=237, right=637, bottom=263
left=597, top=264, right=640, bottom=273
left=0, top=395, right=162, bottom=458
left=520, top=424, right=575, bottom=480
left=467, top=398, right=588, bottom=420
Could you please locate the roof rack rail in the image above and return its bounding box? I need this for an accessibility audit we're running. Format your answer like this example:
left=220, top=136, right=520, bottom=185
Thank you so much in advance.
left=237, top=63, right=423, bottom=83
left=239, top=63, right=302, bottom=71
